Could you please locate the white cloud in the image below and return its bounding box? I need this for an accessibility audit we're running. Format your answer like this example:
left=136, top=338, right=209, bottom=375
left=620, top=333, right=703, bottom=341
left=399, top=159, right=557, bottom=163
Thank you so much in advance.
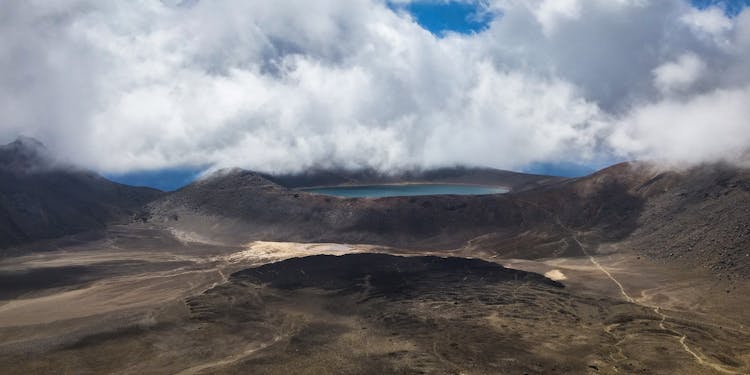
left=652, top=52, right=706, bottom=94
left=0, top=0, right=748, bottom=174
left=610, top=86, right=750, bottom=164
left=681, top=6, right=733, bottom=38
left=530, top=0, right=583, bottom=35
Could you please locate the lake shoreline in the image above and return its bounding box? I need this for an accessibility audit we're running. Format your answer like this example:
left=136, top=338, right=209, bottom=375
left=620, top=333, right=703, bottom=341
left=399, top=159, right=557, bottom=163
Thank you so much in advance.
left=296, top=181, right=512, bottom=189
left=298, top=183, right=510, bottom=198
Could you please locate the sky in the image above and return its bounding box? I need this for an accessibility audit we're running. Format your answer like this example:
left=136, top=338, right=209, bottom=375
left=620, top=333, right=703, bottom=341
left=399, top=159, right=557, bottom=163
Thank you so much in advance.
left=1, top=0, right=749, bottom=190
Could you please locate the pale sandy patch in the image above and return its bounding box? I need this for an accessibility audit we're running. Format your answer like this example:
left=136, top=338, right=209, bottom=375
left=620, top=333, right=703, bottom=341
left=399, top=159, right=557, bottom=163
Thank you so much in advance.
left=223, top=241, right=381, bottom=264
left=544, top=269, right=567, bottom=281
left=169, top=228, right=226, bottom=246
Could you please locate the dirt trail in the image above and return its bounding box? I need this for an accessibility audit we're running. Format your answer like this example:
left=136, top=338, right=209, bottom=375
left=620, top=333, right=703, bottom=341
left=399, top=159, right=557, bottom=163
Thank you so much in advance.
left=570, top=231, right=745, bottom=374
left=571, top=234, right=634, bottom=303
left=174, top=336, right=283, bottom=375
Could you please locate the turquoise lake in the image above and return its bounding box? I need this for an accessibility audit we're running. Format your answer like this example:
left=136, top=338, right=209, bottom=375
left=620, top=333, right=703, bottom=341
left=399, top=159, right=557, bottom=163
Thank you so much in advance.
left=300, top=184, right=509, bottom=198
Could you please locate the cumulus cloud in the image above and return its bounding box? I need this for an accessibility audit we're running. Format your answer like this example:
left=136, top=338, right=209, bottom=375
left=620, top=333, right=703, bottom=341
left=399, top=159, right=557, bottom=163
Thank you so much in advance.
left=610, top=86, right=750, bottom=164
left=681, top=5, right=734, bottom=38
left=652, top=52, right=706, bottom=94
left=0, top=0, right=748, bottom=174
left=531, top=0, right=584, bottom=35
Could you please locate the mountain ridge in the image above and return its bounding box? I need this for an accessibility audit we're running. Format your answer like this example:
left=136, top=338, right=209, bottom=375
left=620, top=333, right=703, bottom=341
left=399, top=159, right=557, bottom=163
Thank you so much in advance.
left=149, top=160, right=750, bottom=279
left=0, top=138, right=164, bottom=249
left=2, top=137, right=749, bottom=279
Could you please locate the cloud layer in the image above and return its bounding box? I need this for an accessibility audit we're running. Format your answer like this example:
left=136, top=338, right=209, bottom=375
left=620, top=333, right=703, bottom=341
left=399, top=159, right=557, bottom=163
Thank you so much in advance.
left=1, top=0, right=749, bottom=174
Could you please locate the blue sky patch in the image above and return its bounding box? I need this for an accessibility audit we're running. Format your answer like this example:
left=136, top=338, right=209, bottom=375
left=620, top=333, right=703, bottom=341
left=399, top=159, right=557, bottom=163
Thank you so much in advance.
left=392, top=0, right=750, bottom=38
left=390, top=1, right=495, bottom=36
left=105, top=167, right=204, bottom=191
left=522, top=160, right=618, bottom=178
left=691, top=0, right=750, bottom=16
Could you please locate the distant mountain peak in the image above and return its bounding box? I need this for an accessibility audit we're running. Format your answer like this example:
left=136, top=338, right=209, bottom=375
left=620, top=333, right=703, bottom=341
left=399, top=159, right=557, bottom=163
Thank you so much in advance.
left=189, top=168, right=282, bottom=191
left=0, top=137, right=52, bottom=172
left=10, top=136, right=46, bottom=149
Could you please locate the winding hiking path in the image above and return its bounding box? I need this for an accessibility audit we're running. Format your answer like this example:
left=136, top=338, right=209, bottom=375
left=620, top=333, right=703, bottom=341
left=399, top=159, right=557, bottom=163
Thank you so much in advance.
left=569, top=229, right=743, bottom=374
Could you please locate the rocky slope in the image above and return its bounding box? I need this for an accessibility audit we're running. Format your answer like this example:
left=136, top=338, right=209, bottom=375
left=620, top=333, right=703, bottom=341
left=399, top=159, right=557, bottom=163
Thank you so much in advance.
left=147, top=168, right=529, bottom=248
left=3, top=136, right=748, bottom=278
left=0, top=138, right=163, bottom=248
left=615, top=163, right=750, bottom=277
left=147, top=163, right=642, bottom=249
left=262, top=166, right=564, bottom=191
left=149, top=162, right=750, bottom=278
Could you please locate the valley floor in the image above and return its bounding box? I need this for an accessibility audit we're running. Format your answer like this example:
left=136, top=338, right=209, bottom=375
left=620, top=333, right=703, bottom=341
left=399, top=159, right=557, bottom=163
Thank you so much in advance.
left=0, top=225, right=748, bottom=374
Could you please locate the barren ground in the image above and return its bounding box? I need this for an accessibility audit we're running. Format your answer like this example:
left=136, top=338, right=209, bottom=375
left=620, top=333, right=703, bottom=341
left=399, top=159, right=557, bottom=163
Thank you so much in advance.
left=0, top=225, right=748, bottom=374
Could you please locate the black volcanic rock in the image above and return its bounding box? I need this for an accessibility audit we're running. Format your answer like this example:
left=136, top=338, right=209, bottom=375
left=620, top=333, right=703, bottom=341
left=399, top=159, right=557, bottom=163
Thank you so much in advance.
left=183, top=253, right=623, bottom=374
left=0, top=138, right=164, bottom=249
left=233, top=253, right=562, bottom=294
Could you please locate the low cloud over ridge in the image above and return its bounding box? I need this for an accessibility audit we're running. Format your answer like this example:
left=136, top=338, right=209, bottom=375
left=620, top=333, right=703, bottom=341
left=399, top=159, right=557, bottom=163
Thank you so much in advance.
left=1, top=0, right=749, bottom=174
